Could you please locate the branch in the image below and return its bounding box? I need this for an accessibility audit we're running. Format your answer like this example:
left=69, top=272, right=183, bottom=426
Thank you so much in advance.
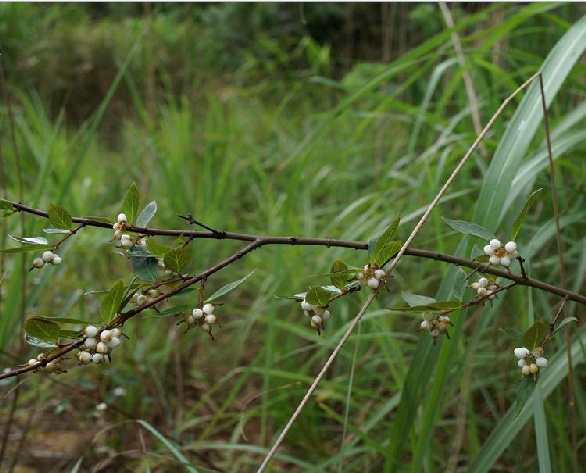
left=5, top=199, right=586, bottom=305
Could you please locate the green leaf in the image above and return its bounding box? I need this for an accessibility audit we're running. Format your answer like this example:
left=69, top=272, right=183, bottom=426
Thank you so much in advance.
left=35, top=316, right=88, bottom=325
left=136, top=201, right=157, bottom=227
left=387, top=301, right=461, bottom=313
left=442, top=218, right=494, bottom=241
left=9, top=235, right=49, bottom=245
left=401, top=292, right=436, bottom=307
left=371, top=215, right=401, bottom=266
left=43, top=228, right=71, bottom=234
left=205, top=270, right=257, bottom=303
left=83, top=216, right=112, bottom=224
left=275, top=292, right=307, bottom=302
left=48, top=203, right=72, bottom=230
left=0, top=244, right=54, bottom=254
left=452, top=269, right=466, bottom=301
left=100, top=280, right=125, bottom=322
left=24, top=317, right=60, bottom=343
left=510, top=188, right=543, bottom=241
left=305, top=285, right=332, bottom=307
left=367, top=238, right=377, bottom=260
left=156, top=305, right=193, bottom=317
left=25, top=333, right=57, bottom=348
left=523, top=320, right=548, bottom=350
left=474, top=255, right=490, bottom=263
left=514, top=377, right=536, bottom=418
left=499, top=328, right=525, bottom=341
left=146, top=239, right=172, bottom=258
left=330, top=259, right=348, bottom=289
left=375, top=240, right=402, bottom=268
left=0, top=199, right=13, bottom=210
left=553, top=316, right=577, bottom=335
left=59, top=329, right=82, bottom=339
left=130, top=246, right=159, bottom=282
left=163, top=247, right=191, bottom=274
left=122, top=182, right=140, bottom=224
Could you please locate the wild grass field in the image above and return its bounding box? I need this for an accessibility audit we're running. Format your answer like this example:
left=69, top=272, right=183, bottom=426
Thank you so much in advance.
left=0, top=3, right=586, bottom=472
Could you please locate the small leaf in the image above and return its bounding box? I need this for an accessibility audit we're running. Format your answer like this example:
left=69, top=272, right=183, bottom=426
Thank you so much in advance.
left=25, top=333, right=57, bottom=348
left=442, top=217, right=495, bottom=241
left=101, top=280, right=125, bottom=322
left=163, top=247, right=192, bottom=274
left=523, top=320, right=548, bottom=350
left=48, top=203, right=72, bottom=230
left=205, top=270, right=257, bottom=303
left=514, top=376, right=536, bottom=418
left=330, top=259, right=348, bottom=289
left=34, top=316, right=88, bottom=325
left=59, top=329, right=82, bottom=339
left=130, top=246, right=159, bottom=282
left=122, top=182, right=140, bottom=224
left=9, top=235, right=49, bottom=245
left=452, top=269, right=466, bottom=301
left=367, top=238, right=377, bottom=259
left=43, top=228, right=71, bottom=234
left=83, top=216, right=112, bottom=224
left=136, top=201, right=157, bottom=227
left=305, top=285, right=332, bottom=307
left=146, top=239, right=172, bottom=258
left=553, top=317, right=577, bottom=336
left=511, top=188, right=542, bottom=241
left=0, top=244, right=54, bottom=253
left=0, top=199, right=13, bottom=210
left=401, top=292, right=436, bottom=307
left=374, top=240, right=402, bottom=268
left=387, top=301, right=462, bottom=313
left=156, top=305, right=193, bottom=317
left=24, top=317, right=60, bottom=343
left=499, top=327, right=525, bottom=341
left=371, top=215, right=401, bottom=266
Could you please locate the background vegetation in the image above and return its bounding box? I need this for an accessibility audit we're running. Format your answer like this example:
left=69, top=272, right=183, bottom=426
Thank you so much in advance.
left=1, top=2, right=585, bottom=472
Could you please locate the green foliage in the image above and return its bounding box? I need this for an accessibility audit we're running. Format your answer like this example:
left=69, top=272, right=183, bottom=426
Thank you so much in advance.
left=205, top=270, right=256, bottom=303
left=514, top=376, right=536, bottom=418
left=130, top=247, right=159, bottom=282
left=24, top=317, right=60, bottom=345
left=100, top=279, right=125, bottom=322
left=329, top=259, right=348, bottom=289
left=523, top=320, right=547, bottom=350
left=163, top=247, right=191, bottom=274
left=146, top=239, right=172, bottom=258
left=442, top=217, right=494, bottom=241
left=48, top=203, right=72, bottom=230
left=370, top=215, right=401, bottom=267
left=122, top=182, right=140, bottom=225
left=305, top=285, right=332, bottom=307
left=510, top=188, right=542, bottom=241
left=136, top=201, right=157, bottom=227
left=387, top=301, right=461, bottom=313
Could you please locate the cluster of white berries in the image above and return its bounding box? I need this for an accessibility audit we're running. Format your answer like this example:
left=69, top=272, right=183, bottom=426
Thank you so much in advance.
left=483, top=239, right=518, bottom=267
left=131, top=288, right=160, bottom=306
left=514, top=346, right=547, bottom=378
left=469, top=277, right=499, bottom=300
left=32, top=250, right=62, bottom=270
left=355, top=265, right=386, bottom=290
left=77, top=325, right=123, bottom=365
left=112, top=213, right=147, bottom=251
left=419, top=314, right=452, bottom=342
left=300, top=299, right=331, bottom=333
left=185, top=303, right=218, bottom=337
left=26, top=353, right=64, bottom=373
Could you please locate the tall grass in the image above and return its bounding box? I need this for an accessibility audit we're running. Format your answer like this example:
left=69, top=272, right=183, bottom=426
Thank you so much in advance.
left=1, top=3, right=585, bottom=472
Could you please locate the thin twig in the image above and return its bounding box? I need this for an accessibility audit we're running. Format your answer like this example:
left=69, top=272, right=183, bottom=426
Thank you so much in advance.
left=542, top=296, right=568, bottom=347
left=257, top=69, right=544, bottom=473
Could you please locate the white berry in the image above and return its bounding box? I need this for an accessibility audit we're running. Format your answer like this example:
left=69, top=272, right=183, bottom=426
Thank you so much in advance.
left=100, top=330, right=113, bottom=342
left=505, top=241, right=517, bottom=253
left=107, top=337, right=121, bottom=349
left=477, top=287, right=487, bottom=297
left=111, top=328, right=122, bottom=338
left=536, top=357, right=548, bottom=367
left=92, top=353, right=104, bottom=364
left=28, top=358, right=37, bottom=366
left=186, top=315, right=195, bottom=326
left=205, top=314, right=217, bottom=325
left=483, top=244, right=493, bottom=255
left=489, top=255, right=500, bottom=265
left=148, top=289, right=159, bottom=298
left=51, top=256, right=62, bottom=266
left=517, top=359, right=526, bottom=367
left=514, top=347, right=529, bottom=359
left=113, top=222, right=121, bottom=231
left=500, top=256, right=511, bottom=267
left=420, top=320, right=430, bottom=330
left=529, top=363, right=539, bottom=374
left=33, top=258, right=45, bottom=268
left=97, top=342, right=109, bottom=354
left=121, top=234, right=131, bottom=241
left=489, top=239, right=502, bottom=250
left=367, top=278, right=379, bottom=289
left=117, top=213, right=127, bottom=223
left=96, top=402, right=108, bottom=411
left=356, top=272, right=364, bottom=281
left=374, top=269, right=385, bottom=280
left=201, top=323, right=211, bottom=333
left=521, top=365, right=531, bottom=376
left=42, top=251, right=55, bottom=262
left=301, top=300, right=314, bottom=311
left=311, top=315, right=322, bottom=326
left=321, top=310, right=331, bottom=321
left=478, top=278, right=489, bottom=288
left=202, top=303, right=215, bottom=315
left=192, top=308, right=204, bottom=319
left=471, top=282, right=479, bottom=289
left=84, top=337, right=97, bottom=349
left=78, top=351, right=92, bottom=364
left=121, top=239, right=134, bottom=249
left=84, top=325, right=98, bottom=338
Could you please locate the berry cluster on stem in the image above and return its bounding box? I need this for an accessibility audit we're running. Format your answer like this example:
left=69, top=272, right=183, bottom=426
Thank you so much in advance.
left=419, top=314, right=452, bottom=343
left=514, top=346, right=548, bottom=379
left=484, top=239, right=518, bottom=267
left=77, top=325, right=124, bottom=365
left=355, top=265, right=386, bottom=290
left=300, top=299, right=331, bottom=334
left=32, top=250, right=62, bottom=270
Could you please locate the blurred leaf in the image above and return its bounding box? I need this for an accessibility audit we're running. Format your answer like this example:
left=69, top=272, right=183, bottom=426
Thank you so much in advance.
left=401, top=292, right=436, bottom=307
left=305, top=285, right=332, bottom=307
left=474, top=255, right=490, bottom=263
left=164, top=247, right=191, bottom=274
left=24, top=317, right=60, bottom=343
left=25, top=333, right=57, bottom=348
left=0, top=199, right=13, bottom=210
left=130, top=246, right=159, bottom=282
left=0, top=244, right=54, bottom=254
left=523, top=320, right=547, bottom=350
left=510, top=188, right=542, bottom=241
left=35, top=316, right=87, bottom=325
left=156, top=305, right=192, bottom=317
left=122, top=182, right=140, bottom=224
left=452, top=269, right=466, bottom=301
left=101, top=280, right=124, bottom=322
left=136, top=201, right=157, bottom=227
left=48, top=203, right=72, bottom=230
left=499, top=328, right=525, bottom=341
left=442, top=218, right=494, bottom=240
left=367, top=238, right=377, bottom=260
left=59, top=329, right=82, bottom=339
left=276, top=292, right=307, bottom=301
left=330, top=259, right=348, bottom=289
left=553, top=316, right=577, bottom=335
left=146, top=239, right=172, bottom=258
left=371, top=215, right=401, bottom=266
left=514, top=377, right=536, bottom=418
left=387, top=301, right=461, bottom=313
left=43, top=228, right=71, bottom=234
left=205, top=270, right=256, bottom=303
left=9, top=235, right=49, bottom=245
left=83, top=216, right=112, bottom=224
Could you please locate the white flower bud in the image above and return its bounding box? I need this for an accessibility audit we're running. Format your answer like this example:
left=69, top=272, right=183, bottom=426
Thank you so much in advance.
left=78, top=351, right=92, bottom=364
left=100, top=330, right=113, bottom=342
left=205, top=314, right=217, bottom=325
left=28, top=358, right=38, bottom=366
left=192, top=308, right=204, bottom=319
left=201, top=323, right=211, bottom=333
left=202, top=303, right=214, bottom=315
left=148, top=289, right=159, bottom=298
left=374, top=269, right=385, bottom=280
left=367, top=278, right=379, bottom=289
left=117, top=213, right=127, bottom=223
left=51, top=256, right=62, bottom=266
left=113, top=222, right=121, bottom=231
left=108, top=337, right=121, bottom=349
left=536, top=357, right=548, bottom=367
left=505, top=241, right=517, bottom=253
left=477, top=287, right=487, bottom=297
left=439, top=315, right=451, bottom=323
left=514, top=347, right=529, bottom=359
left=121, top=239, right=134, bottom=250
left=500, top=256, right=511, bottom=267
left=84, top=325, right=98, bottom=338
left=32, top=258, right=45, bottom=268
left=111, top=328, right=122, bottom=338
left=521, top=365, right=530, bottom=376
left=97, top=342, right=109, bottom=354
left=517, top=359, right=526, bottom=367
left=121, top=234, right=131, bottom=241
left=483, top=244, right=494, bottom=255
left=186, top=315, right=195, bottom=326
left=314, top=307, right=325, bottom=316
left=137, top=294, right=148, bottom=305
left=478, top=278, right=489, bottom=288
left=92, top=353, right=104, bottom=364
left=489, top=255, right=500, bottom=265
left=42, top=251, right=55, bottom=262
left=303, top=310, right=311, bottom=317
left=364, top=265, right=370, bottom=271
left=321, top=310, right=331, bottom=321
left=84, top=337, right=97, bottom=349
left=471, top=282, right=479, bottom=289
left=422, top=312, right=434, bottom=321
left=489, top=239, right=502, bottom=250
left=45, top=361, right=59, bottom=372
left=420, top=320, right=430, bottom=331
left=311, top=315, right=323, bottom=326
left=529, top=363, right=539, bottom=374
left=301, top=300, right=314, bottom=311
left=356, top=272, right=364, bottom=281
left=489, top=284, right=498, bottom=291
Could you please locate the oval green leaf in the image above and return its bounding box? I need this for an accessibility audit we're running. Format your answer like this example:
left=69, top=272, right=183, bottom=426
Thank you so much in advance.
left=121, top=182, right=140, bottom=224
left=24, top=317, right=60, bottom=343
left=442, top=217, right=495, bottom=241
left=48, top=203, right=72, bottom=230
left=205, top=270, right=257, bottom=303
left=163, top=247, right=191, bottom=274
